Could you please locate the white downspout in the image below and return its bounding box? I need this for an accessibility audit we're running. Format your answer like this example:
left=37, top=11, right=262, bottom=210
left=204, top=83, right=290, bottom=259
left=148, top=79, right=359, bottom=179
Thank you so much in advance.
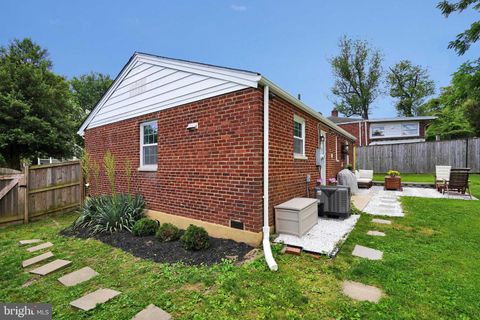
left=263, top=85, right=278, bottom=271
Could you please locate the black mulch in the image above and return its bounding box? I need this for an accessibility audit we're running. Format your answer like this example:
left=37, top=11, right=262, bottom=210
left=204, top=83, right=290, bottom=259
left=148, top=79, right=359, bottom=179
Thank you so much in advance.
left=60, top=227, right=253, bottom=266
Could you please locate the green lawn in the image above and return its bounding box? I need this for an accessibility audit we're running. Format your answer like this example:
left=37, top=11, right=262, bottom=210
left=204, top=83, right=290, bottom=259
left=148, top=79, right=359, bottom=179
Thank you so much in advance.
left=373, top=173, right=435, bottom=183
left=1, top=177, right=479, bottom=319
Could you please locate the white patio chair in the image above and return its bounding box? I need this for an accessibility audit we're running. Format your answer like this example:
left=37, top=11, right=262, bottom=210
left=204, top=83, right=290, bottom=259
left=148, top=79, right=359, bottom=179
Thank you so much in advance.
left=435, top=165, right=451, bottom=191
left=355, top=169, right=373, bottom=188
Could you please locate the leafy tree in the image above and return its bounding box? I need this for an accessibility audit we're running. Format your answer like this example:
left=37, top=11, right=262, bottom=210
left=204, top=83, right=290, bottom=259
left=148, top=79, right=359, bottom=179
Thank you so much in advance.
left=419, top=59, right=480, bottom=139
left=70, top=72, right=112, bottom=146
left=70, top=72, right=112, bottom=116
left=330, top=36, right=383, bottom=119
left=387, top=60, right=435, bottom=116
left=0, top=38, right=79, bottom=169
left=437, top=0, right=480, bottom=55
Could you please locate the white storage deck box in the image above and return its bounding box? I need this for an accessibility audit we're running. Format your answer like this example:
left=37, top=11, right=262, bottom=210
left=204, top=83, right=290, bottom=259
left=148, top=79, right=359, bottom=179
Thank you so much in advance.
left=275, top=198, right=318, bottom=237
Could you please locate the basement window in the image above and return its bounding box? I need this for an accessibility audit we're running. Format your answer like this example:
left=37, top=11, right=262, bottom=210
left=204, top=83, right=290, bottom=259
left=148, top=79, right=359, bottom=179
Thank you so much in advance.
left=139, top=120, right=158, bottom=171
left=293, top=115, right=306, bottom=159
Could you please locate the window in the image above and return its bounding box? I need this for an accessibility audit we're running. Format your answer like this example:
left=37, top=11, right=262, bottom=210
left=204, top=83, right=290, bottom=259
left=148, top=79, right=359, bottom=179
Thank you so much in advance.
left=401, top=123, right=419, bottom=136
left=371, top=125, right=385, bottom=137
left=140, top=121, right=158, bottom=170
left=293, top=115, right=305, bottom=157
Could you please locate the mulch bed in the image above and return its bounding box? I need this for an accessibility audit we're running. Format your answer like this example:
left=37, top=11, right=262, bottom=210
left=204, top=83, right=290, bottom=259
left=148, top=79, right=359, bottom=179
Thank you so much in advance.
left=61, top=227, right=253, bottom=266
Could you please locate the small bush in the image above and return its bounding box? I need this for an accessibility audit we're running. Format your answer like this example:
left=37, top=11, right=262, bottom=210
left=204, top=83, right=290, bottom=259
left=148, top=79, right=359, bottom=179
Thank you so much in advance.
left=132, top=218, right=159, bottom=236
left=180, top=224, right=210, bottom=250
left=72, top=193, right=145, bottom=234
left=156, top=223, right=181, bottom=242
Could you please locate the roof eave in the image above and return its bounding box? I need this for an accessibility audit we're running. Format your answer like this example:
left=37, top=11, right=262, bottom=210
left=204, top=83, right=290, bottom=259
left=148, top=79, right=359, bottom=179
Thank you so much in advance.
left=259, top=77, right=357, bottom=141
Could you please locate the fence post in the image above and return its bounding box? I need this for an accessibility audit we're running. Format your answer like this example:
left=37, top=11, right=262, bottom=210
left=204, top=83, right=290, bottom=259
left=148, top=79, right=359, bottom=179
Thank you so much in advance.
left=22, top=163, right=29, bottom=224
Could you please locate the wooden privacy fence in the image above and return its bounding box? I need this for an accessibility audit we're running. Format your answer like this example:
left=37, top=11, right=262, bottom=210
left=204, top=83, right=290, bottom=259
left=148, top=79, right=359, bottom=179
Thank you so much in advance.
left=0, top=161, right=83, bottom=227
left=356, top=138, right=480, bottom=174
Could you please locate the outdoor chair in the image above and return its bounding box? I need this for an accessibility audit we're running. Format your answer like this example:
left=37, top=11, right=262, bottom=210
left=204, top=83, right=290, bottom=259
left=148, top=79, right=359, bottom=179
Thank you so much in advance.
left=444, top=168, right=472, bottom=199
left=355, top=169, right=373, bottom=188
left=435, top=165, right=451, bottom=192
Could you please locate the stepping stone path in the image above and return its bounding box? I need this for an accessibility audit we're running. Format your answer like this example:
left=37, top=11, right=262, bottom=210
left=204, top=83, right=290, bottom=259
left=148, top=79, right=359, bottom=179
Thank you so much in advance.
left=27, top=242, right=53, bottom=252
left=19, top=239, right=42, bottom=245
left=132, top=304, right=172, bottom=320
left=342, top=280, right=383, bottom=303
left=30, top=259, right=72, bottom=276
left=70, top=288, right=121, bottom=311
left=58, top=267, right=99, bottom=287
left=367, top=230, right=386, bottom=237
left=372, top=218, right=391, bottom=225
left=352, top=245, right=383, bottom=260
left=22, top=251, right=54, bottom=268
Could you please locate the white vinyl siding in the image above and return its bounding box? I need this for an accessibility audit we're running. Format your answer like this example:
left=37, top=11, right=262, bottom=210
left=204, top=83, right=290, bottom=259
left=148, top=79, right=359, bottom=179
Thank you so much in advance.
left=293, top=115, right=306, bottom=158
left=140, top=121, right=158, bottom=170
left=82, top=54, right=262, bottom=131
left=370, top=122, right=419, bottom=139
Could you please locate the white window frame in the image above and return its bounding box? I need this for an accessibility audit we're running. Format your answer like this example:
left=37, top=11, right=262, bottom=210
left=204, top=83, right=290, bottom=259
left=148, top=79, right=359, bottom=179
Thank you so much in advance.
left=370, top=125, right=386, bottom=138
left=335, top=136, right=339, bottom=162
left=139, top=120, right=158, bottom=171
left=293, top=115, right=307, bottom=159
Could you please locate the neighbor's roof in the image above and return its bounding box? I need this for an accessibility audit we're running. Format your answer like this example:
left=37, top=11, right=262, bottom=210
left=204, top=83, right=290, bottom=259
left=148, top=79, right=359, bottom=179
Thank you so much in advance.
left=78, top=52, right=356, bottom=141
left=329, top=115, right=437, bottom=125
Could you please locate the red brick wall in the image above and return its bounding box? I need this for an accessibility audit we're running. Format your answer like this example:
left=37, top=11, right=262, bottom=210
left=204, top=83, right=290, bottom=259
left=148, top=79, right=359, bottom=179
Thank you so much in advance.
left=84, top=87, right=355, bottom=233
left=84, top=88, right=265, bottom=232
left=268, top=94, right=354, bottom=226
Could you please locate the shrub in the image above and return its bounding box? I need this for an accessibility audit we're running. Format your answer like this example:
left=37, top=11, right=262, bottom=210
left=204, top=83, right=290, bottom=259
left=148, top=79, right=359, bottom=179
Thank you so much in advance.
left=132, top=218, right=159, bottom=236
left=387, top=170, right=401, bottom=177
left=346, top=164, right=353, bottom=171
left=72, top=193, right=145, bottom=234
left=180, top=224, right=210, bottom=250
left=156, top=223, right=181, bottom=242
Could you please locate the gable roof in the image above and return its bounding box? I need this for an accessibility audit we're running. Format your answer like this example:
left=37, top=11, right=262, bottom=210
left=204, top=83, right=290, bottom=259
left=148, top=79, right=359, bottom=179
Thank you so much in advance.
left=78, top=53, right=356, bottom=141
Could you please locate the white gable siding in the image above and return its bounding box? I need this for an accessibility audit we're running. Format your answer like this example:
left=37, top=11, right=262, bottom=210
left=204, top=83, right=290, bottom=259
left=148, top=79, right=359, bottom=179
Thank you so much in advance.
left=87, top=61, right=252, bottom=129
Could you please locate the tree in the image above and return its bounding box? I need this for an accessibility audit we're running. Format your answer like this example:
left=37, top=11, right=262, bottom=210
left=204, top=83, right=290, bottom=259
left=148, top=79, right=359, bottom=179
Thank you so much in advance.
left=330, top=36, right=383, bottom=119
left=437, top=0, right=480, bottom=55
left=70, top=72, right=112, bottom=116
left=0, top=38, right=79, bottom=169
left=419, top=59, right=480, bottom=139
left=387, top=60, right=435, bottom=116
left=70, top=72, right=112, bottom=146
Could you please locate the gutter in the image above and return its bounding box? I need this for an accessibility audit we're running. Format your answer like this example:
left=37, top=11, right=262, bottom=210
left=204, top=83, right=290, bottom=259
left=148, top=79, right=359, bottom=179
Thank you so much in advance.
left=259, top=77, right=357, bottom=142
left=262, top=85, right=278, bottom=272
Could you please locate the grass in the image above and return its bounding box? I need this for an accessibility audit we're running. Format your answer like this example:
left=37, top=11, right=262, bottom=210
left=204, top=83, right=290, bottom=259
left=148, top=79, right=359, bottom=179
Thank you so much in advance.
left=1, top=175, right=479, bottom=319
left=373, top=173, right=435, bottom=183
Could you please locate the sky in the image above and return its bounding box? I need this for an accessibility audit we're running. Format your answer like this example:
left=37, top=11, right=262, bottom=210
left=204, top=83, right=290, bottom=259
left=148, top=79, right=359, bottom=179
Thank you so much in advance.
left=1, top=0, right=479, bottom=118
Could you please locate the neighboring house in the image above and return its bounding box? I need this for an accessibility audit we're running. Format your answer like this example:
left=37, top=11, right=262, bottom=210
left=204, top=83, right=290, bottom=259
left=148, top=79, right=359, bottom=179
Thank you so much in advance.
left=78, top=52, right=355, bottom=246
left=328, top=109, right=436, bottom=146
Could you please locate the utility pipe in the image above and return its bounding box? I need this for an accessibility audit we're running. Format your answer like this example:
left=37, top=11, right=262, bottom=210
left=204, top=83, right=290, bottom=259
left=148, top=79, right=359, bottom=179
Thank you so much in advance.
left=263, top=85, right=278, bottom=271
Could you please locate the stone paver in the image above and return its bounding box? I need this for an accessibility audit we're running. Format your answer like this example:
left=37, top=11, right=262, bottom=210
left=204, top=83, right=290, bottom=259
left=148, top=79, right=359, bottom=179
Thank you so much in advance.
left=372, top=218, right=392, bottom=225
left=70, top=288, right=121, bottom=311
left=58, top=267, right=99, bottom=287
left=22, top=251, right=54, bottom=268
left=19, top=239, right=42, bottom=245
left=352, top=245, right=383, bottom=260
left=367, top=230, right=386, bottom=237
left=342, top=280, right=383, bottom=303
left=27, top=242, right=53, bottom=252
left=29, top=259, right=72, bottom=276
left=285, top=246, right=301, bottom=255
left=132, top=304, right=172, bottom=320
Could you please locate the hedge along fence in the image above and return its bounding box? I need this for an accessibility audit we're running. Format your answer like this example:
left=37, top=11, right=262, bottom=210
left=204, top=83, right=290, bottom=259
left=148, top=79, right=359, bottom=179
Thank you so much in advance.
left=0, top=161, right=83, bottom=227
left=356, top=138, right=480, bottom=174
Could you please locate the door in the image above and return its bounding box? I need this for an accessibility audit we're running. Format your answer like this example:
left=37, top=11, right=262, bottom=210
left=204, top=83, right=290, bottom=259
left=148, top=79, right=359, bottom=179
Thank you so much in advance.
left=318, top=129, right=327, bottom=185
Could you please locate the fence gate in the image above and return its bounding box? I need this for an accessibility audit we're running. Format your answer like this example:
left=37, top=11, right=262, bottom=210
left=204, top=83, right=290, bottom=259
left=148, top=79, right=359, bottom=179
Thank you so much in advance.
left=0, top=161, right=83, bottom=227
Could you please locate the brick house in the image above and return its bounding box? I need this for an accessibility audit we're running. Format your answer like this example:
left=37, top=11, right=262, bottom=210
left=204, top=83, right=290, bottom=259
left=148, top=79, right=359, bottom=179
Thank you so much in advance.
left=79, top=53, right=355, bottom=247
left=328, top=108, right=436, bottom=146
